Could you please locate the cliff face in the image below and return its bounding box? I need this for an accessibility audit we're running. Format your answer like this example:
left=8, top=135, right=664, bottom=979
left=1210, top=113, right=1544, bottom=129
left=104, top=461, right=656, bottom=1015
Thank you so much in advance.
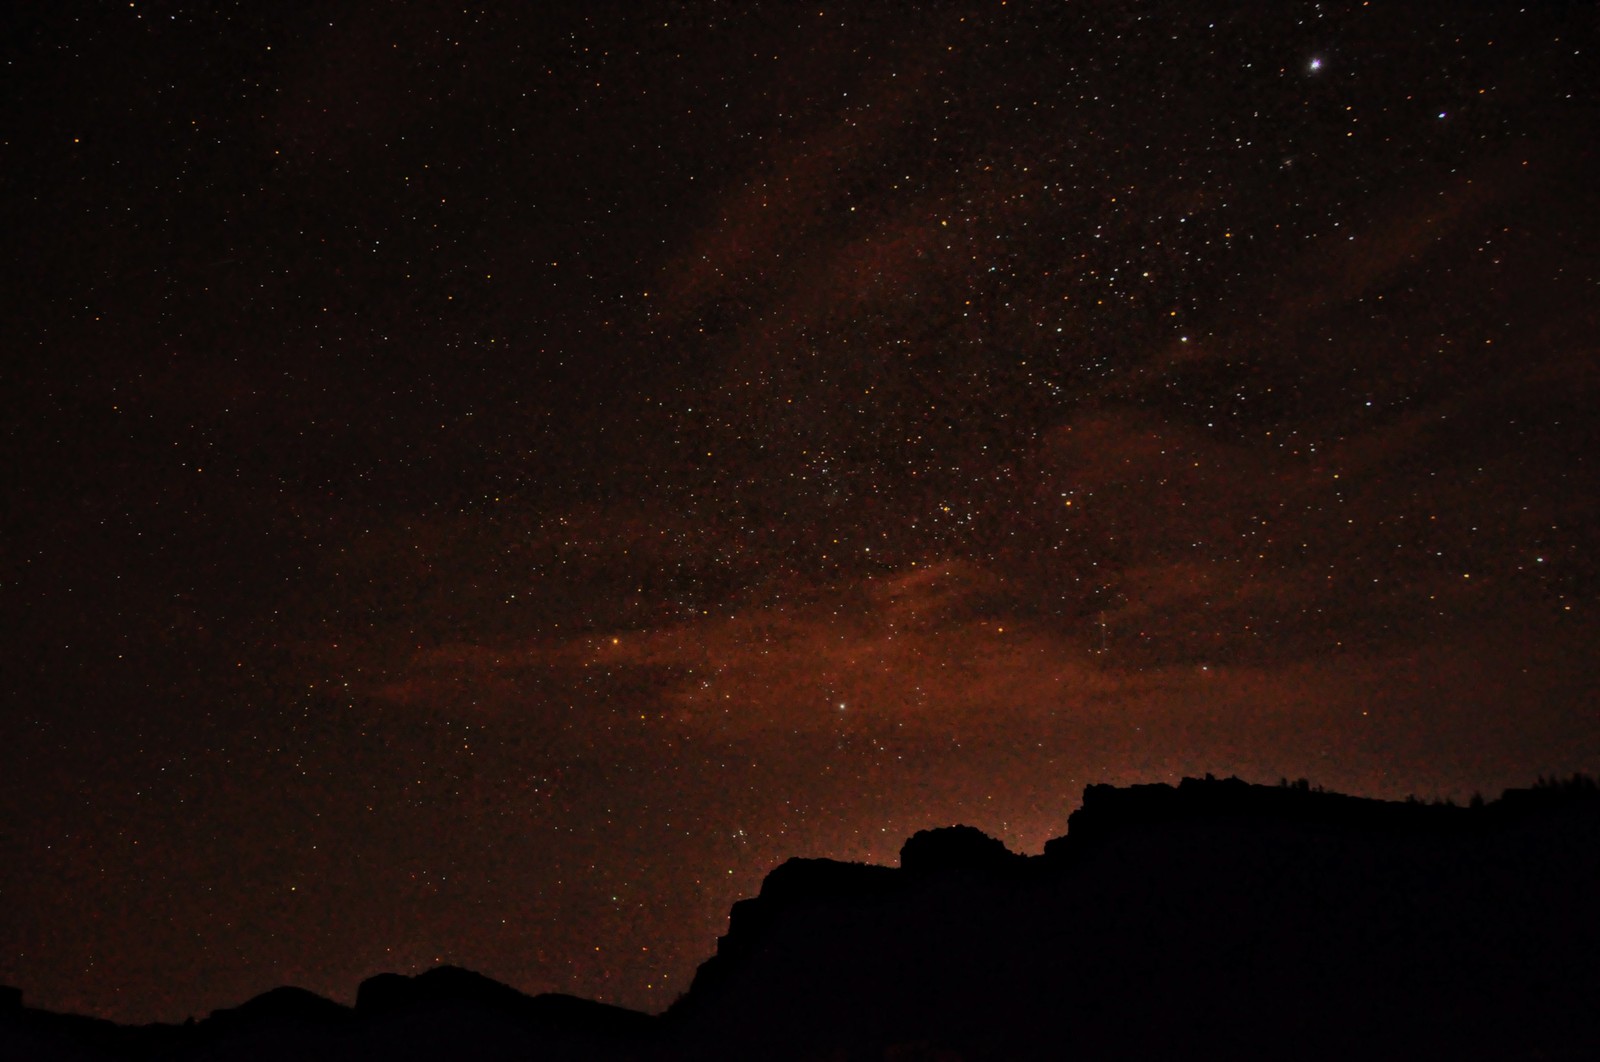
left=665, top=777, right=1600, bottom=1061
left=5, top=777, right=1599, bottom=1062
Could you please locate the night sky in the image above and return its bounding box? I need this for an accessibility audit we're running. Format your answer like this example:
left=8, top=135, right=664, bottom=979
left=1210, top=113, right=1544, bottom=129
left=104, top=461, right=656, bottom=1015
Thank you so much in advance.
left=4, top=0, right=1597, bottom=1024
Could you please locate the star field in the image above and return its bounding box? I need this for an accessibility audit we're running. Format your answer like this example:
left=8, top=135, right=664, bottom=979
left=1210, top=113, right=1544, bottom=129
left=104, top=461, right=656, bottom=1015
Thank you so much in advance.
left=3, top=0, right=1597, bottom=1023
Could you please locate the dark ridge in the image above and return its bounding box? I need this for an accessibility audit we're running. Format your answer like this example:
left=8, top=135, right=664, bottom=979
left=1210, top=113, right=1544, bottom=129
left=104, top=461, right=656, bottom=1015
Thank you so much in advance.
left=900, top=823, right=1026, bottom=875
left=671, top=856, right=902, bottom=1021
left=355, top=965, right=652, bottom=1034
left=355, top=966, right=528, bottom=1017
left=4, top=775, right=1598, bottom=1061
left=206, top=984, right=352, bottom=1028
left=1041, top=774, right=1462, bottom=860
left=0, top=971, right=652, bottom=1061
left=662, top=774, right=1600, bottom=1060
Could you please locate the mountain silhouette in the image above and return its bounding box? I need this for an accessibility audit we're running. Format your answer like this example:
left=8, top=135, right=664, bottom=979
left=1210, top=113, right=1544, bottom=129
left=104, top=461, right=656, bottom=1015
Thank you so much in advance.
left=5, top=775, right=1598, bottom=1060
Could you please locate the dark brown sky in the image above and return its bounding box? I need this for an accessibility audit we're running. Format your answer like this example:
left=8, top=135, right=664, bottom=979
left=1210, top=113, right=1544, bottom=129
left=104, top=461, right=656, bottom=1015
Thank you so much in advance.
left=3, top=0, right=1597, bottom=1024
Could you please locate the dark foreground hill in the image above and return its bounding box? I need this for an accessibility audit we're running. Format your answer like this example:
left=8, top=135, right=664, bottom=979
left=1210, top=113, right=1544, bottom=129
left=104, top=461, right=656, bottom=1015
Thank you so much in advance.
left=6, top=775, right=1599, bottom=1061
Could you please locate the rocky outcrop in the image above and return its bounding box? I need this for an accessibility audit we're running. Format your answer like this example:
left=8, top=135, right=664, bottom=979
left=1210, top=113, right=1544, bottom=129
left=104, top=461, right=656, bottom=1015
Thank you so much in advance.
left=900, top=823, right=1026, bottom=875
left=664, top=776, right=1600, bottom=1060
